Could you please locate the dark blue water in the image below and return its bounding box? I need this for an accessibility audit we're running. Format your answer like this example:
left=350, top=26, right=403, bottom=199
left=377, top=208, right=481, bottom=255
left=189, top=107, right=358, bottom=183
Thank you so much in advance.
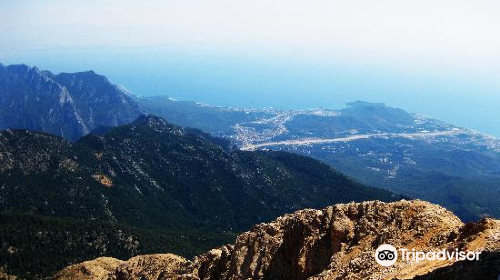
left=2, top=47, right=499, bottom=137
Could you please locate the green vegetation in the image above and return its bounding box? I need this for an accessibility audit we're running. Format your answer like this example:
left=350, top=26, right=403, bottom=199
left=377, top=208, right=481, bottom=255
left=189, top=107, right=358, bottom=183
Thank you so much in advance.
left=294, top=137, right=500, bottom=221
left=136, top=96, right=272, bottom=137
left=0, top=115, right=398, bottom=279
left=137, top=97, right=500, bottom=221
left=0, top=213, right=234, bottom=279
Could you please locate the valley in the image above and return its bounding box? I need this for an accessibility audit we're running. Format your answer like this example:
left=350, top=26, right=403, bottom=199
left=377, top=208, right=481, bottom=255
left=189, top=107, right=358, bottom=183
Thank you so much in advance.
left=1, top=63, right=500, bottom=279
left=142, top=97, right=500, bottom=221
left=0, top=114, right=397, bottom=279
left=3, top=0, right=500, bottom=278
left=240, top=129, right=462, bottom=151
left=2, top=64, right=499, bottom=222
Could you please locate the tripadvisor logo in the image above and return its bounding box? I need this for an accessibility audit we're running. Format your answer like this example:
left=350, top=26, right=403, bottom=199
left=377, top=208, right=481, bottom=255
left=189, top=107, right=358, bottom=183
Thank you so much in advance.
left=375, top=244, right=398, bottom=266
left=374, top=244, right=481, bottom=267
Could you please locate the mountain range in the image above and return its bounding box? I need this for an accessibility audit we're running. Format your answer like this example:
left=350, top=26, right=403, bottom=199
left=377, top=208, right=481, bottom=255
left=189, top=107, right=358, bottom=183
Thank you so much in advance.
left=0, top=114, right=396, bottom=279
left=1, top=63, right=499, bottom=221
left=138, top=100, right=500, bottom=222
left=139, top=91, right=500, bottom=222
left=0, top=63, right=140, bottom=140
left=1, top=63, right=500, bottom=278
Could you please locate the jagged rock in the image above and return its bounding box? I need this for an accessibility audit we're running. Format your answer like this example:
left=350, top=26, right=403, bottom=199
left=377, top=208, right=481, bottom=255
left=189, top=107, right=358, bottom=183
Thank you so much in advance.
left=114, top=254, right=194, bottom=280
left=0, top=64, right=88, bottom=140
left=55, top=200, right=500, bottom=280
left=0, top=64, right=141, bottom=140
left=406, top=251, right=500, bottom=280
left=54, top=71, right=140, bottom=130
left=54, top=257, right=122, bottom=280
left=54, top=254, right=196, bottom=280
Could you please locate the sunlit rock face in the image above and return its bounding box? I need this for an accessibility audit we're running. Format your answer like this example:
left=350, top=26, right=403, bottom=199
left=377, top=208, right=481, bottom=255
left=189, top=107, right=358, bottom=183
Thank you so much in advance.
left=55, top=200, right=500, bottom=280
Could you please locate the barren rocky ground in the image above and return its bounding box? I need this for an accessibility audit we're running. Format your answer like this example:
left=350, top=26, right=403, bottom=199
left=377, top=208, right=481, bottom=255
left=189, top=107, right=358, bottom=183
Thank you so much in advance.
left=55, top=200, right=500, bottom=280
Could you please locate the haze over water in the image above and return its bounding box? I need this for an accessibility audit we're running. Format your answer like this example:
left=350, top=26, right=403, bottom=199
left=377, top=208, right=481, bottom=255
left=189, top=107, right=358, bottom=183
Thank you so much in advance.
left=2, top=0, right=500, bottom=136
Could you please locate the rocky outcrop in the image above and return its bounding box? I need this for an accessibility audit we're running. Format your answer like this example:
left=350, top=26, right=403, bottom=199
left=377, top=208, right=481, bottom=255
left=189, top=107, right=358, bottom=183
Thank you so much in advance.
left=408, top=251, right=500, bottom=280
left=0, top=64, right=88, bottom=140
left=55, top=200, right=500, bottom=280
left=0, top=64, right=141, bottom=141
left=55, top=255, right=194, bottom=280
left=54, top=71, right=140, bottom=130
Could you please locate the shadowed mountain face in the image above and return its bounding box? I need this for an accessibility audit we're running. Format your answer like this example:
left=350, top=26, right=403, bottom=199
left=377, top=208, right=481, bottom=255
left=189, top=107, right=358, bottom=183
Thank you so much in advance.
left=2, top=63, right=500, bottom=221
left=139, top=97, right=500, bottom=221
left=54, top=71, right=140, bottom=130
left=0, top=115, right=396, bottom=230
left=2, top=63, right=499, bottom=221
left=0, top=64, right=88, bottom=140
left=0, top=115, right=398, bottom=279
left=0, top=64, right=140, bottom=140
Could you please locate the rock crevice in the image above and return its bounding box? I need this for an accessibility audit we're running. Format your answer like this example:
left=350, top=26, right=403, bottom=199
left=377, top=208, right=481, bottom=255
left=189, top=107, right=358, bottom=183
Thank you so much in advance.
left=55, top=200, right=500, bottom=280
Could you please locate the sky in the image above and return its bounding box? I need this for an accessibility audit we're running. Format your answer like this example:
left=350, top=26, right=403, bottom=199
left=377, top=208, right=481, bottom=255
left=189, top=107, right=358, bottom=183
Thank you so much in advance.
left=1, top=0, right=500, bottom=135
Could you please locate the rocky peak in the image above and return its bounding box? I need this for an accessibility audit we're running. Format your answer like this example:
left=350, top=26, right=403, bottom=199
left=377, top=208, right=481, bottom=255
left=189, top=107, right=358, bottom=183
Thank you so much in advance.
left=134, top=114, right=169, bottom=126
left=54, top=69, right=141, bottom=129
left=55, top=255, right=193, bottom=280
left=55, top=200, right=500, bottom=280
left=2, top=64, right=65, bottom=95
left=130, top=114, right=184, bottom=134
left=0, top=63, right=88, bottom=140
left=55, top=70, right=113, bottom=93
left=4, top=63, right=36, bottom=75
left=54, top=69, right=133, bottom=103
left=0, top=63, right=141, bottom=140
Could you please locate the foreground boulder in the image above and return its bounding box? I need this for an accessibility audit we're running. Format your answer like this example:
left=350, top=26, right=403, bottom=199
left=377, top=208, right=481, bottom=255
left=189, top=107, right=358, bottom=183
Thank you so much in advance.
left=55, top=200, right=500, bottom=280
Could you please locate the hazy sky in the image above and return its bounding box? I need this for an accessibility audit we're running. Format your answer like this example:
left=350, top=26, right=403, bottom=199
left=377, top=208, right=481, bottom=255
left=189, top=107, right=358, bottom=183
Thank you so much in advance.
left=2, top=0, right=500, bottom=63
left=1, top=0, right=500, bottom=135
